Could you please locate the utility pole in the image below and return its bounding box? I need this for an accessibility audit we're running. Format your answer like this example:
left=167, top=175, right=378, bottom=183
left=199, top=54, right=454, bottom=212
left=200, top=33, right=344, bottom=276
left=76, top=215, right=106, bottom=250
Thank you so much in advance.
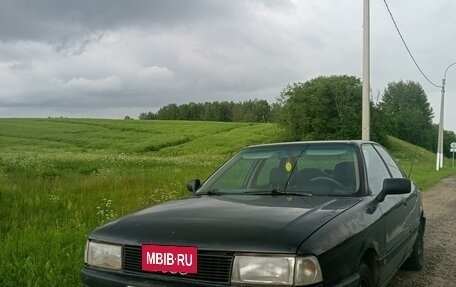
left=362, top=0, right=370, bottom=141
left=436, top=80, right=445, bottom=170
left=436, top=62, right=456, bottom=171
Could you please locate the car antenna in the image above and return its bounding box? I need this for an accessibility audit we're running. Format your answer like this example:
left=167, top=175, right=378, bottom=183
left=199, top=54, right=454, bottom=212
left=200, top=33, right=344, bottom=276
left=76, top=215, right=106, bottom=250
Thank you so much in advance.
left=408, top=143, right=419, bottom=178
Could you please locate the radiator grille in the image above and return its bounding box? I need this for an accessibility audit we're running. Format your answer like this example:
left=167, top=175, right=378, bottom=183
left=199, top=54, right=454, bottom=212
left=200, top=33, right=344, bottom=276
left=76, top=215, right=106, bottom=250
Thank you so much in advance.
left=123, top=245, right=233, bottom=284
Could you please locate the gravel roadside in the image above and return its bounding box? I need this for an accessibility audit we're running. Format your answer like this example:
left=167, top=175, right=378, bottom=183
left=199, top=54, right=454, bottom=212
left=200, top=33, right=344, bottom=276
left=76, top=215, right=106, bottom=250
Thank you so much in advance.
left=390, top=176, right=456, bottom=286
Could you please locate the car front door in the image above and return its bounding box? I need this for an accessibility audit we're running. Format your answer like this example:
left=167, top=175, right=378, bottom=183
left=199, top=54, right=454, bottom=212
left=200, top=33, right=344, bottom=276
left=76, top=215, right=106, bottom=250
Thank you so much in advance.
left=362, top=144, right=408, bottom=282
left=373, top=144, right=420, bottom=242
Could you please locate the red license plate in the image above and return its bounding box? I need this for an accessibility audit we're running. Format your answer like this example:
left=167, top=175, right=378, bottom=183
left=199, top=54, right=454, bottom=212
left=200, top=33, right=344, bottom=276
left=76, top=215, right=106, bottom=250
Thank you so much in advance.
left=142, top=245, right=198, bottom=274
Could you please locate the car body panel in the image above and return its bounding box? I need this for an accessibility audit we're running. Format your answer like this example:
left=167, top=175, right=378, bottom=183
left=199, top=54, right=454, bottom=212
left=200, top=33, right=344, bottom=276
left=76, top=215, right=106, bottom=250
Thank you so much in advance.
left=90, top=195, right=361, bottom=253
left=82, top=140, right=424, bottom=287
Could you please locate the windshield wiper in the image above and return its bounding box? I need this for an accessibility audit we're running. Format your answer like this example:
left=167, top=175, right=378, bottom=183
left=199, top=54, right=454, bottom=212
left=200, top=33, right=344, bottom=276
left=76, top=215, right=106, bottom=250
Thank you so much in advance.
left=244, top=189, right=312, bottom=197
left=196, top=189, right=228, bottom=196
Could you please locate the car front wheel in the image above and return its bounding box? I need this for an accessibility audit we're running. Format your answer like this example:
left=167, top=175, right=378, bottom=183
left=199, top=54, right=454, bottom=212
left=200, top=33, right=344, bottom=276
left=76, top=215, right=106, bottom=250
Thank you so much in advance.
left=358, top=262, right=374, bottom=287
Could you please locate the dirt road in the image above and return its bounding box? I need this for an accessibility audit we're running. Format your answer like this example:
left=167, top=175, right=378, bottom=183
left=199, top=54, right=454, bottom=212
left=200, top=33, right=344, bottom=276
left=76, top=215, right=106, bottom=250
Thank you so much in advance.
left=390, top=177, right=456, bottom=286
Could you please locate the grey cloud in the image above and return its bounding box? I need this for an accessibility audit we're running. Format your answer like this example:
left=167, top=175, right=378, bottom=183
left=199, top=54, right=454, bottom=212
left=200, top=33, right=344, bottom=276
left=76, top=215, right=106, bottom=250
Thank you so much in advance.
left=54, top=33, right=105, bottom=56
left=0, top=0, right=290, bottom=43
left=0, top=0, right=455, bottom=131
left=9, top=61, right=32, bottom=71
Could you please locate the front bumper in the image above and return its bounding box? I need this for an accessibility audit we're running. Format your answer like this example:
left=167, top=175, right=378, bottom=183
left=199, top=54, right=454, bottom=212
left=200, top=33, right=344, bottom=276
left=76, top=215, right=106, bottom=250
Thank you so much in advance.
left=81, top=267, right=359, bottom=287
left=81, top=267, right=229, bottom=287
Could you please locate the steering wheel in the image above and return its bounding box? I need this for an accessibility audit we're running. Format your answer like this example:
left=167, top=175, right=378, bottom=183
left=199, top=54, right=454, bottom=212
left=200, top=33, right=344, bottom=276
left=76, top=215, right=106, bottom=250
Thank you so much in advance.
left=309, top=176, right=346, bottom=194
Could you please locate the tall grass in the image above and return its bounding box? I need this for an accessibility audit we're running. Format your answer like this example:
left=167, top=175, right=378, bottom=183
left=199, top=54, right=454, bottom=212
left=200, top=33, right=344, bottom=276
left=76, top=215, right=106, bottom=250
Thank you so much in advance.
left=0, top=119, right=285, bottom=286
left=0, top=119, right=453, bottom=286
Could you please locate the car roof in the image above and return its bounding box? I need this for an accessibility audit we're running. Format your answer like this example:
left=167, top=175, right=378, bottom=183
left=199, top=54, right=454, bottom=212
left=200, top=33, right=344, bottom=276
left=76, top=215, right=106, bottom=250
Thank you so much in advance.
left=244, top=140, right=378, bottom=150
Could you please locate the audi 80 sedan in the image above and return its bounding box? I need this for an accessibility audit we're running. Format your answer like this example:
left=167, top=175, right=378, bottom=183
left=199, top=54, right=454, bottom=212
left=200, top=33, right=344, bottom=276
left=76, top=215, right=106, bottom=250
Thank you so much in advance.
left=82, top=141, right=425, bottom=287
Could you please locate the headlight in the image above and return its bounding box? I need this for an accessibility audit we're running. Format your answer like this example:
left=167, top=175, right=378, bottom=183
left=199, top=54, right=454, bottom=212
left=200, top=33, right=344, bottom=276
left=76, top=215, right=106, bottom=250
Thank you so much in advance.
left=84, top=240, right=122, bottom=270
left=294, top=257, right=323, bottom=285
left=231, top=255, right=322, bottom=286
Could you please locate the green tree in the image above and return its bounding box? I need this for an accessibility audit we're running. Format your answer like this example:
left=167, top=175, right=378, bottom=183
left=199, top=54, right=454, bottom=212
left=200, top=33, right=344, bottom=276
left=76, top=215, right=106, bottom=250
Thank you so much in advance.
left=140, top=100, right=270, bottom=123
left=232, top=102, right=244, bottom=122
left=380, top=81, right=434, bottom=149
left=241, top=99, right=271, bottom=122
left=269, top=102, right=283, bottom=123
left=139, top=111, right=157, bottom=120
left=157, top=104, right=179, bottom=120
left=218, top=101, right=234, bottom=122
left=187, top=102, right=205, bottom=120
left=203, top=102, right=222, bottom=121
left=277, top=75, right=386, bottom=143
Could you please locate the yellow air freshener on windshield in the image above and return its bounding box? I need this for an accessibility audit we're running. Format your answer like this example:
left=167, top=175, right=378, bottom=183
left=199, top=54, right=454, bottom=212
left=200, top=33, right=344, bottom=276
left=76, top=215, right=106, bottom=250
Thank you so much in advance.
left=285, top=162, right=292, bottom=172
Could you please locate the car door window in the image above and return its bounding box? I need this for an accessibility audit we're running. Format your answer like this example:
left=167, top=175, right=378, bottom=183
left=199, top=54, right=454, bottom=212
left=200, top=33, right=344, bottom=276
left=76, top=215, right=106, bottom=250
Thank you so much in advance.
left=362, top=144, right=391, bottom=195
left=373, top=145, right=404, bottom=178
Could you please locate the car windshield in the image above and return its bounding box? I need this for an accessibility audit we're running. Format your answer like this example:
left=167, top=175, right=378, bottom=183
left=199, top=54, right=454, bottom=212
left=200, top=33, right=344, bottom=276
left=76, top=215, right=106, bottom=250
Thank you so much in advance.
left=197, top=144, right=360, bottom=197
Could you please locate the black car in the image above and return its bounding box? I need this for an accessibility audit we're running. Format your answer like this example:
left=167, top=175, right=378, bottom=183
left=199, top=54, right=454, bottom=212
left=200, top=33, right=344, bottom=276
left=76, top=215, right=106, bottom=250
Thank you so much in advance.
left=82, top=141, right=425, bottom=287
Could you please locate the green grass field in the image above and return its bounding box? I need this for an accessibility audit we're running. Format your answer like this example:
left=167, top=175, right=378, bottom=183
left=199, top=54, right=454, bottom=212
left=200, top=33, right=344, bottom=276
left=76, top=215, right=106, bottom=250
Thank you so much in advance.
left=0, top=118, right=454, bottom=286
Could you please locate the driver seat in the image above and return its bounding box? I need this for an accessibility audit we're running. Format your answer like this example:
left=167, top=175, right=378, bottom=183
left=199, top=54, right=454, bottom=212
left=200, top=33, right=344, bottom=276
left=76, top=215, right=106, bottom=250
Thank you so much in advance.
left=334, top=162, right=356, bottom=191
left=269, top=167, right=288, bottom=190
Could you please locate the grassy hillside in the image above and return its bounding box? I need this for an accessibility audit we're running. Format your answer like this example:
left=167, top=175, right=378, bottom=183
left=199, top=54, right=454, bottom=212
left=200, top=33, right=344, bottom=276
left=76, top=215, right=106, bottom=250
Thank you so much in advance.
left=0, top=118, right=453, bottom=286
left=387, top=136, right=455, bottom=189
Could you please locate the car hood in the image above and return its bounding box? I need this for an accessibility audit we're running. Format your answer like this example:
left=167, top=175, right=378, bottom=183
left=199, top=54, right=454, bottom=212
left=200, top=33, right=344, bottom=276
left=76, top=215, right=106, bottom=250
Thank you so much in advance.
left=90, top=195, right=361, bottom=253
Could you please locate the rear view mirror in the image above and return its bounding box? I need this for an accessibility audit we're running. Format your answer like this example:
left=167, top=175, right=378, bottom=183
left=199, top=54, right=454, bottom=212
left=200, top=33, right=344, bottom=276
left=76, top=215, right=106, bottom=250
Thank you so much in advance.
left=186, top=179, right=201, bottom=193
left=376, top=178, right=411, bottom=202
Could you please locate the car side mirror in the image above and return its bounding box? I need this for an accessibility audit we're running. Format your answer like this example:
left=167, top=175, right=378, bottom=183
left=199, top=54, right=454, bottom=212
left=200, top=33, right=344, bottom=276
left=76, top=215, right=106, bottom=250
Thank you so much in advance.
left=376, top=178, right=411, bottom=202
left=186, top=179, right=201, bottom=193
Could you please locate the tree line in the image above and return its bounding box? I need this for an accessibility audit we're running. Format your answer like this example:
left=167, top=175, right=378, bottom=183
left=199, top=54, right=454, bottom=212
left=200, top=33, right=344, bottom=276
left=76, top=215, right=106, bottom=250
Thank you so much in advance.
left=139, top=75, right=456, bottom=157
left=139, top=99, right=274, bottom=123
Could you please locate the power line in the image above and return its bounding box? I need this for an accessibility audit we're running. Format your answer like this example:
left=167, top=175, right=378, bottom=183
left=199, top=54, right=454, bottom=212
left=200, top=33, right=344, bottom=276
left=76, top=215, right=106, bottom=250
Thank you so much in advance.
left=382, top=0, right=441, bottom=88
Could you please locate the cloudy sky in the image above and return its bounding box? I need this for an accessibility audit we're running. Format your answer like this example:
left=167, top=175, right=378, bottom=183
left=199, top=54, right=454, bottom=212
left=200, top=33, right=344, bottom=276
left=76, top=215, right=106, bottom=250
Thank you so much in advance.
left=0, top=0, right=455, bottom=132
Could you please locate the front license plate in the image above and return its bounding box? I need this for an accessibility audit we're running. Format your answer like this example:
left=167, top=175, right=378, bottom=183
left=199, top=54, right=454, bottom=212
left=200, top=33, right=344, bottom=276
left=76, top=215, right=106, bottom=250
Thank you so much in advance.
left=142, top=244, right=198, bottom=274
